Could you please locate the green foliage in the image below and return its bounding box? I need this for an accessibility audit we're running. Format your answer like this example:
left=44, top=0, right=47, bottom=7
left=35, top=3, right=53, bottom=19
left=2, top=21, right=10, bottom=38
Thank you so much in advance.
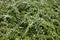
left=0, top=0, right=60, bottom=40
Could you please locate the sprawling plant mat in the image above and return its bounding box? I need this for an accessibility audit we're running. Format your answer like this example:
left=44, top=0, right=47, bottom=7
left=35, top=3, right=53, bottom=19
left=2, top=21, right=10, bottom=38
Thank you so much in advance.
left=0, top=0, right=60, bottom=40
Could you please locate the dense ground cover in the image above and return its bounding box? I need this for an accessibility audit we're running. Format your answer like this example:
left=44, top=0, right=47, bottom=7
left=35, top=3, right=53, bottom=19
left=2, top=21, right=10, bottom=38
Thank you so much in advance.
left=0, top=0, right=60, bottom=40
